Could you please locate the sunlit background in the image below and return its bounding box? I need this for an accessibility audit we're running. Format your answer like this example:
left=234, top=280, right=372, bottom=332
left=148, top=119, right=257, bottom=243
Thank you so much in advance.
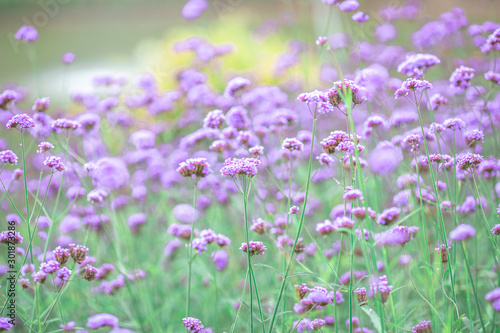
left=1, top=0, right=499, bottom=102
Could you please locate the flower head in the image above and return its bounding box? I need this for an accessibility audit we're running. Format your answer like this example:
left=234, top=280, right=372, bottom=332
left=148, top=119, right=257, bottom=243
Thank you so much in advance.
left=177, top=158, right=210, bottom=178
left=6, top=114, right=36, bottom=131
left=449, top=224, right=476, bottom=241
left=449, top=65, right=475, bottom=89
left=15, top=25, right=38, bottom=42
left=240, top=241, right=267, bottom=256
left=220, top=158, right=261, bottom=177
left=0, top=150, right=18, bottom=165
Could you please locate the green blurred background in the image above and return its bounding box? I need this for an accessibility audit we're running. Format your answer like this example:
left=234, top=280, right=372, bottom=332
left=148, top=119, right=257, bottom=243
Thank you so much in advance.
left=1, top=0, right=499, bottom=100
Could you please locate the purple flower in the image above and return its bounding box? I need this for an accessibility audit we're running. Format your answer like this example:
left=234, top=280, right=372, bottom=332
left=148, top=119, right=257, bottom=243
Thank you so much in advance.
left=486, top=288, right=500, bottom=312
left=182, top=317, right=205, bottom=332
left=352, top=12, right=369, bottom=24
left=443, top=118, right=465, bottom=131
left=0, top=230, right=22, bottom=244
left=177, top=158, right=210, bottom=178
left=224, top=77, right=251, bottom=97
left=220, top=158, right=261, bottom=177
left=0, top=90, right=21, bottom=110
left=6, top=114, right=36, bottom=131
left=181, top=0, right=208, bottom=20
left=33, top=97, right=50, bottom=112
left=86, top=313, right=119, bottom=329
left=37, top=141, right=54, bottom=153
left=0, top=150, right=18, bottom=165
left=40, top=260, right=60, bottom=274
left=464, top=129, right=484, bottom=146
left=215, top=233, right=231, bottom=247
left=203, top=109, right=225, bottom=129
left=240, top=241, right=267, bottom=256
left=321, top=131, right=349, bottom=154
left=395, top=78, right=433, bottom=99
left=44, top=156, right=67, bottom=172
left=54, top=247, right=70, bottom=265
left=375, top=226, right=419, bottom=246
left=130, top=130, right=156, bottom=150
left=343, top=187, right=363, bottom=202
left=449, top=224, right=476, bottom=241
left=492, top=224, right=500, bottom=235
left=480, top=28, right=500, bottom=54
left=327, top=79, right=366, bottom=106
left=61, top=52, right=76, bottom=64
left=456, top=153, right=483, bottom=171
left=87, top=188, right=109, bottom=204
left=56, top=267, right=72, bottom=281
left=225, top=106, right=250, bottom=130
left=15, top=25, right=38, bottom=42
left=339, top=0, right=359, bottom=12
left=397, top=54, right=441, bottom=78
left=429, top=94, right=448, bottom=110
left=127, top=213, right=147, bottom=233
left=51, top=118, right=81, bottom=132
left=282, top=138, right=304, bottom=151
left=91, top=157, right=130, bottom=190
left=485, top=71, right=500, bottom=84
left=377, top=207, right=401, bottom=226
left=316, top=36, right=328, bottom=46
left=411, top=320, right=432, bottom=333
left=449, top=65, right=475, bottom=89
left=212, top=249, right=229, bottom=271
left=309, top=318, right=326, bottom=331
left=375, top=23, right=397, bottom=43
left=0, top=317, right=14, bottom=331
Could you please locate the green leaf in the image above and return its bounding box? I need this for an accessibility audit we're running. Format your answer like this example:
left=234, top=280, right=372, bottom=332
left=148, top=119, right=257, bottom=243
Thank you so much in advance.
left=361, top=307, right=382, bottom=333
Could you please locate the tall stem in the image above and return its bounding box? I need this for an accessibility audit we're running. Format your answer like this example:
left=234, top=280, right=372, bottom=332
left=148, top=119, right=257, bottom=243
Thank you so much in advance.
left=242, top=176, right=254, bottom=332
left=267, top=117, right=317, bottom=333
left=186, top=182, right=199, bottom=317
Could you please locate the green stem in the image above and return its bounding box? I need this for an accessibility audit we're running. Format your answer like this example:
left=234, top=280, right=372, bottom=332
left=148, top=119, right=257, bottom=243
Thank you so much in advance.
left=267, top=117, right=317, bottom=333
left=186, top=182, right=199, bottom=317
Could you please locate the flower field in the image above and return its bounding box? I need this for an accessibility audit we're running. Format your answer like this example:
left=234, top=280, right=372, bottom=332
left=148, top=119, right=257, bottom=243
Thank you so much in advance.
left=1, top=0, right=500, bottom=332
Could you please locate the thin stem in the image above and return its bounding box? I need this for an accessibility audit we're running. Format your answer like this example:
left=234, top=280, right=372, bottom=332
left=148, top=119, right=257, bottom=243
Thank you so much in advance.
left=267, top=117, right=317, bottom=333
left=186, top=181, right=199, bottom=317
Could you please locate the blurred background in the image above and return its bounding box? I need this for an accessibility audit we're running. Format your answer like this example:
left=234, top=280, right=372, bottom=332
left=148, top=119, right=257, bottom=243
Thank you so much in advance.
left=1, top=0, right=499, bottom=102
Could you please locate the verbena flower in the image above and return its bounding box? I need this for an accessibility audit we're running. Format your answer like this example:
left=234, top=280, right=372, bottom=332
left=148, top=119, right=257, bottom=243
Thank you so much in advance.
left=443, top=118, right=465, bottom=131
left=55, top=267, right=72, bottom=281
left=327, top=79, right=366, bottom=107
left=33, top=97, right=50, bottom=112
left=411, top=320, right=433, bottom=333
left=224, top=76, right=250, bottom=97
left=61, top=52, right=76, bottom=64
left=457, top=153, right=483, bottom=171
left=282, top=138, right=304, bottom=151
left=239, top=241, right=267, bottom=256
left=86, top=313, right=119, bottom=329
left=449, top=65, right=475, bottom=89
left=376, top=207, right=401, bottom=226
left=6, top=114, right=36, bottom=131
left=0, top=150, right=18, bottom=165
left=352, top=11, right=369, bottom=24
left=220, top=158, right=261, bottom=177
left=15, top=25, right=38, bottom=42
left=44, top=156, right=67, bottom=172
left=51, top=118, right=81, bottom=132
left=37, top=141, right=54, bottom=153
left=397, top=53, right=441, bottom=78
left=394, top=78, right=433, bottom=99
left=449, top=224, right=476, bottom=241
left=177, top=158, right=210, bottom=178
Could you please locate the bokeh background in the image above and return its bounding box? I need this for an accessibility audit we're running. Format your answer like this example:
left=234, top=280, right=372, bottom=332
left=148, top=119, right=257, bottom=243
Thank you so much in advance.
left=1, top=0, right=500, bottom=105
